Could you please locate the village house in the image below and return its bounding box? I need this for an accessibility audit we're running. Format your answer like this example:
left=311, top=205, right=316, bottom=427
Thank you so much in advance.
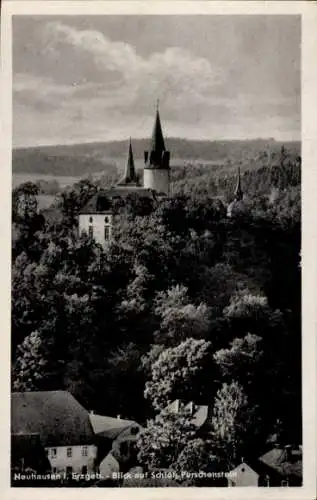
left=11, top=390, right=143, bottom=483
left=227, top=445, right=302, bottom=487
left=11, top=391, right=98, bottom=476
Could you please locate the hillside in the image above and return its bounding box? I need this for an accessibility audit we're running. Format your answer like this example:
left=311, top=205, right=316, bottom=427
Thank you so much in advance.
left=13, top=138, right=300, bottom=177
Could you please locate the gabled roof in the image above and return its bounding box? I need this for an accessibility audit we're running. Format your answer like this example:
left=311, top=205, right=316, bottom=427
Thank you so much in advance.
left=89, top=413, right=142, bottom=440
left=11, top=391, right=95, bottom=447
left=259, top=447, right=302, bottom=478
left=150, top=106, right=166, bottom=153
left=117, top=138, right=139, bottom=186
left=79, top=188, right=156, bottom=214
left=165, top=400, right=209, bottom=428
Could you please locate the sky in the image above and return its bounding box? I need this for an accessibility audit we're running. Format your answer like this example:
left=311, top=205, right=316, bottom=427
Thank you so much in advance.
left=12, top=15, right=301, bottom=147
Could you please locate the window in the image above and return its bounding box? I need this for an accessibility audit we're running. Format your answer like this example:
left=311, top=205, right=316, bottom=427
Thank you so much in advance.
left=89, top=216, right=93, bottom=223
left=52, top=467, right=57, bottom=474
left=51, top=448, right=57, bottom=458
left=104, top=225, right=110, bottom=241
left=81, top=466, right=87, bottom=475
left=104, top=216, right=110, bottom=224
left=82, top=446, right=88, bottom=457
left=67, top=447, right=72, bottom=458
left=130, top=426, right=139, bottom=436
left=88, top=225, right=94, bottom=238
left=66, top=466, right=73, bottom=476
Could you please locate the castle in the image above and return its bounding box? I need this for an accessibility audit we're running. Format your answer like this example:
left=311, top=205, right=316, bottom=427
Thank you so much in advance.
left=79, top=104, right=244, bottom=247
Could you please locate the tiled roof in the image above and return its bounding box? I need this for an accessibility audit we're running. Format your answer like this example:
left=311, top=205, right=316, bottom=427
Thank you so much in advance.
left=165, top=400, right=209, bottom=428
left=259, top=447, right=302, bottom=478
left=11, top=391, right=95, bottom=447
left=89, top=414, right=141, bottom=440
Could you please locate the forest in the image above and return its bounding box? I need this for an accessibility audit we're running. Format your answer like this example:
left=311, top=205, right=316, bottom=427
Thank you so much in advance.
left=11, top=145, right=301, bottom=483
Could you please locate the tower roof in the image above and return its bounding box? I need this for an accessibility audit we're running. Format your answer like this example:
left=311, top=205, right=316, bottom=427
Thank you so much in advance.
left=234, top=166, right=243, bottom=201
left=150, top=103, right=166, bottom=153
left=117, top=138, right=138, bottom=186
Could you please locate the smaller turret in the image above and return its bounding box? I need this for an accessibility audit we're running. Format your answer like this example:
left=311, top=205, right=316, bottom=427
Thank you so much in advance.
left=227, top=167, right=246, bottom=218
left=117, top=138, right=139, bottom=186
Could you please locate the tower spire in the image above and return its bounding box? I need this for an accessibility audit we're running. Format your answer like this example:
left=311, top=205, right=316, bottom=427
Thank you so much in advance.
left=151, top=101, right=165, bottom=153
left=117, top=137, right=138, bottom=186
left=234, top=166, right=243, bottom=201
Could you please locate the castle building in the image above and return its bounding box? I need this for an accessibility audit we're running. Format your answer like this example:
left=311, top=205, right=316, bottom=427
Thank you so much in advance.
left=79, top=104, right=170, bottom=248
left=79, top=104, right=247, bottom=247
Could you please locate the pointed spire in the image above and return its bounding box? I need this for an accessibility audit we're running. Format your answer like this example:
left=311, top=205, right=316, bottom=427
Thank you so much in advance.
left=117, top=138, right=138, bottom=185
left=234, top=166, right=243, bottom=201
left=151, top=101, right=165, bottom=153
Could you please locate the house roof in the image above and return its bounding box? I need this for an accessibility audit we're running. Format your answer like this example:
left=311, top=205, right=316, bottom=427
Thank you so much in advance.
left=165, top=400, right=209, bottom=428
left=259, top=447, right=302, bottom=478
left=11, top=391, right=95, bottom=447
left=80, top=188, right=156, bottom=214
left=89, top=414, right=141, bottom=440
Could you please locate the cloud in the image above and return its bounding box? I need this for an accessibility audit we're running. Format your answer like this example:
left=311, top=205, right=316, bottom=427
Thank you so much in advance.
left=12, top=19, right=300, bottom=146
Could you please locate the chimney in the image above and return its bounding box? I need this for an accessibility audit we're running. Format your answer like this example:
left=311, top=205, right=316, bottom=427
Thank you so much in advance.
left=117, top=414, right=121, bottom=420
left=284, top=444, right=292, bottom=462
left=187, top=401, right=194, bottom=415
left=174, top=400, right=180, bottom=414
left=90, top=410, right=94, bottom=415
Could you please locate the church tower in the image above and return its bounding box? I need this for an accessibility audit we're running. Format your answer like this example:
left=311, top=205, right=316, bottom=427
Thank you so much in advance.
left=143, top=103, right=170, bottom=195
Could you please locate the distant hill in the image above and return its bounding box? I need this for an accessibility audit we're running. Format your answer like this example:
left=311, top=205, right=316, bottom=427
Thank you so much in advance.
left=13, top=138, right=300, bottom=178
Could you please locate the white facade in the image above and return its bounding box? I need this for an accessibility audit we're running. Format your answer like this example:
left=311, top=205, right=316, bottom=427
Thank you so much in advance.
left=143, top=168, right=169, bottom=196
left=79, top=213, right=113, bottom=248
left=228, top=462, right=259, bottom=487
left=46, top=444, right=98, bottom=474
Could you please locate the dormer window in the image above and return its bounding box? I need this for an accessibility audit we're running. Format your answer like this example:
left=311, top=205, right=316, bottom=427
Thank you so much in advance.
left=89, top=216, right=93, bottom=223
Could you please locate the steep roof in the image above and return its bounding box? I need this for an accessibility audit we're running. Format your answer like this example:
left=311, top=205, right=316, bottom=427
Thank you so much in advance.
left=80, top=188, right=156, bottom=214
left=89, top=414, right=141, bottom=440
left=117, top=139, right=139, bottom=186
left=165, top=400, right=209, bottom=428
left=150, top=106, right=166, bottom=153
left=259, top=447, right=302, bottom=478
left=11, top=391, right=95, bottom=447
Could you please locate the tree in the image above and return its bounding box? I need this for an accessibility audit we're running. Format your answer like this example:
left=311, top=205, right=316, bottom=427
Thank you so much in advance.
left=12, top=331, right=47, bottom=391
left=214, top=333, right=263, bottom=385
left=154, top=285, right=210, bottom=345
left=144, top=337, right=212, bottom=411
left=211, top=381, right=250, bottom=467
left=136, top=405, right=197, bottom=471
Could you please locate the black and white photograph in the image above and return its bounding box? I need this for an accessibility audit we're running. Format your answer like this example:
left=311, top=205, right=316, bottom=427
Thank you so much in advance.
left=2, top=1, right=316, bottom=496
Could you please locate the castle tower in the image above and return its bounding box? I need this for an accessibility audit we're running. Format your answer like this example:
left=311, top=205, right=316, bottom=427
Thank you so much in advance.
left=117, top=138, right=139, bottom=186
left=143, top=102, right=170, bottom=195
